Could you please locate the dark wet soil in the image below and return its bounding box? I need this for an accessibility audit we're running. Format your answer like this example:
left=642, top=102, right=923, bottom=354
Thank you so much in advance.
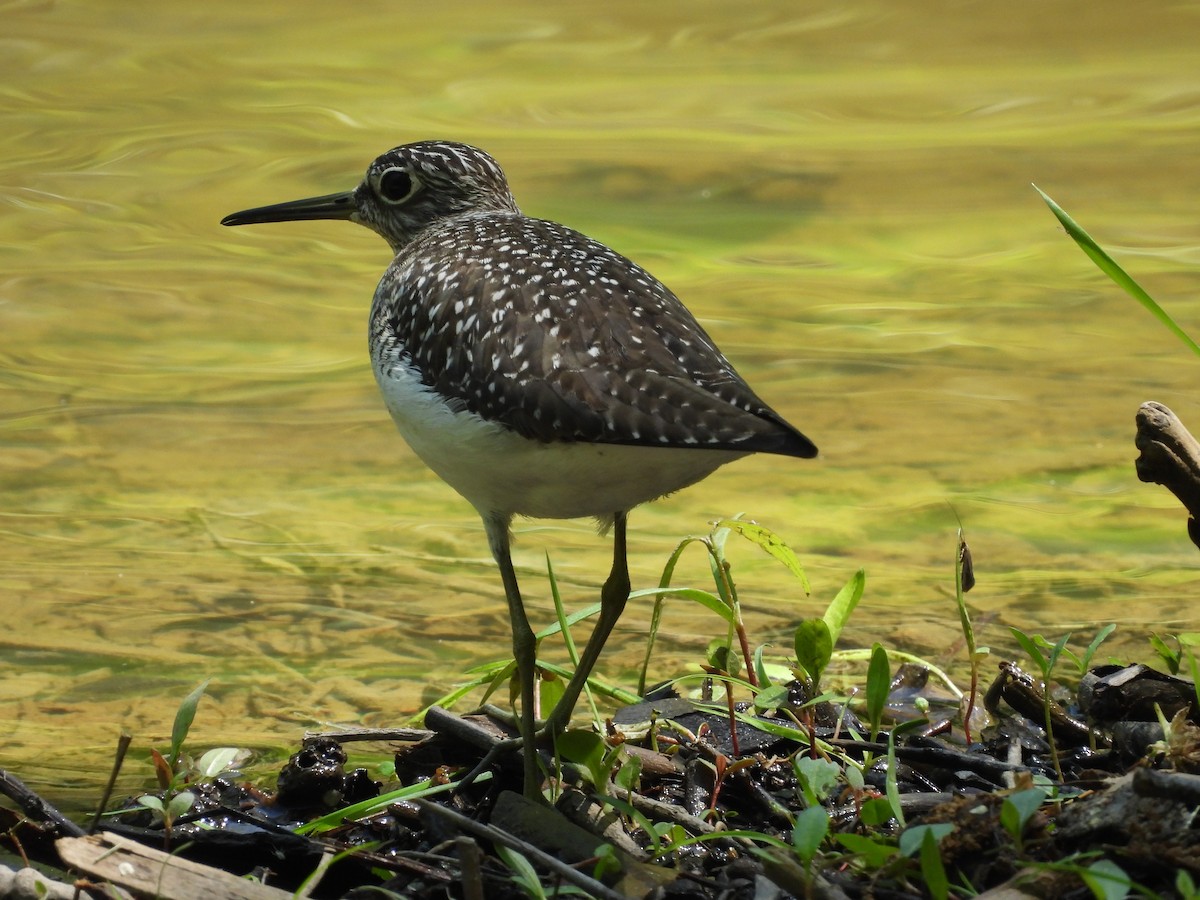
left=2, top=660, right=1199, bottom=899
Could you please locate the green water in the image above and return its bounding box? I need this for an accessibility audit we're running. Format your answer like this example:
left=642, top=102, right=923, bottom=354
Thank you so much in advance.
left=3, top=1, right=1199, bottom=812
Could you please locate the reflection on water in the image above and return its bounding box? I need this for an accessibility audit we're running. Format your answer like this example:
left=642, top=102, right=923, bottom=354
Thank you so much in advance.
left=3, top=0, right=1200, bottom=811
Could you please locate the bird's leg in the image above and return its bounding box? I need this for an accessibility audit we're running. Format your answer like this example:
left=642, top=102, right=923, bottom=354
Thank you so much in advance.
left=481, top=513, right=542, bottom=800
left=458, top=512, right=631, bottom=799
left=543, top=510, right=631, bottom=736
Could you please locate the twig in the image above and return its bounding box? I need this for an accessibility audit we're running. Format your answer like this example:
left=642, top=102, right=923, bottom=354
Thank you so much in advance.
left=827, top=740, right=1028, bottom=784
left=0, top=770, right=85, bottom=837
left=302, top=726, right=433, bottom=743
left=90, top=731, right=132, bottom=835
left=415, top=798, right=627, bottom=900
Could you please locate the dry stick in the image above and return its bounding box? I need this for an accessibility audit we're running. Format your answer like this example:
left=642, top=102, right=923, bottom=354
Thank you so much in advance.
left=415, top=799, right=627, bottom=900
left=826, top=740, right=1029, bottom=784
left=89, top=731, right=133, bottom=835
left=456, top=835, right=486, bottom=900
left=302, top=726, right=433, bottom=744
left=608, top=784, right=716, bottom=838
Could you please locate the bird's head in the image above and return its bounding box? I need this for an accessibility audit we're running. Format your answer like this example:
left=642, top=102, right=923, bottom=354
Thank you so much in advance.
left=221, top=141, right=520, bottom=252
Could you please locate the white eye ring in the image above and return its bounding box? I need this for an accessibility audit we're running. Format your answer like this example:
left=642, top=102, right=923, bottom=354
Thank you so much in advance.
left=373, top=166, right=421, bottom=205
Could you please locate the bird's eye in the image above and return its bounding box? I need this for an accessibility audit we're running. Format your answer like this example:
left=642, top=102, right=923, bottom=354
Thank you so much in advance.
left=375, top=166, right=419, bottom=204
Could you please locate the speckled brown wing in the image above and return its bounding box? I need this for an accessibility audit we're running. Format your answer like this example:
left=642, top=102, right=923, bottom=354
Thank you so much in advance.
left=370, top=214, right=816, bottom=459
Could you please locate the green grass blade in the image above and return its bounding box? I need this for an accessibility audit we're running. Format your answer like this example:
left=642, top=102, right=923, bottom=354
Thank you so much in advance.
left=627, top=586, right=737, bottom=624
left=296, top=772, right=489, bottom=834
left=638, top=535, right=707, bottom=695
left=545, top=554, right=579, bottom=665
left=1034, top=185, right=1200, bottom=359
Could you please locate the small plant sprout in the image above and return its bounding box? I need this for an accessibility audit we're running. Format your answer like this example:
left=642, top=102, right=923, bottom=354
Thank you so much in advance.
left=1149, top=632, right=1200, bottom=682
left=149, top=680, right=244, bottom=793
left=496, top=844, right=550, bottom=900
left=1010, top=628, right=1072, bottom=782
left=556, top=729, right=621, bottom=793
left=999, top=786, right=1048, bottom=855
left=129, top=681, right=247, bottom=848
left=793, top=568, right=866, bottom=696
left=635, top=517, right=812, bottom=696
left=135, top=790, right=195, bottom=835
left=952, top=524, right=990, bottom=745
left=151, top=679, right=210, bottom=791
left=1149, top=633, right=1185, bottom=675
left=793, top=756, right=841, bottom=808
left=793, top=618, right=834, bottom=696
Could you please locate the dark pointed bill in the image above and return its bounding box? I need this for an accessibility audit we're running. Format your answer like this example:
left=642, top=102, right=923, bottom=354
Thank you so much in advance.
left=220, top=190, right=356, bottom=227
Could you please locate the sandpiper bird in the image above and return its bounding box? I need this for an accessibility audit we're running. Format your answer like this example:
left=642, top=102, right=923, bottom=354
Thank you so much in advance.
left=222, top=141, right=817, bottom=798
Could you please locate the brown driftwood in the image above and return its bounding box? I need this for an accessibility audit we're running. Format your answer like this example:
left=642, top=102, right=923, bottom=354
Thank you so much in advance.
left=54, top=832, right=294, bottom=900
left=1134, top=401, right=1200, bottom=550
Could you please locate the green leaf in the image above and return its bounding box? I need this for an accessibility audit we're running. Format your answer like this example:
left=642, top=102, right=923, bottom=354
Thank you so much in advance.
left=170, top=680, right=210, bottom=767
left=1081, top=624, right=1117, bottom=671
left=1035, top=186, right=1200, bottom=359
left=1175, top=869, right=1197, bottom=900
left=793, top=618, right=833, bottom=686
left=1000, top=787, right=1047, bottom=845
left=706, top=640, right=734, bottom=674
left=136, top=795, right=165, bottom=814
left=712, top=519, right=810, bottom=593
left=824, top=569, right=865, bottom=645
left=885, top=732, right=905, bottom=828
left=752, top=643, right=770, bottom=689
left=1149, top=633, right=1181, bottom=675
left=166, top=790, right=196, bottom=821
left=898, top=822, right=953, bottom=857
left=753, top=683, right=790, bottom=712
left=1080, top=859, right=1131, bottom=900
left=195, top=747, right=243, bottom=778
left=865, top=643, right=891, bottom=741
left=1010, top=627, right=1048, bottom=675
left=790, top=805, right=828, bottom=865
left=638, top=535, right=708, bottom=696
left=556, top=730, right=609, bottom=788
left=496, top=845, right=546, bottom=899
left=599, top=795, right=661, bottom=853
left=919, top=826, right=950, bottom=900
left=591, top=843, right=622, bottom=882
left=615, top=753, right=642, bottom=792
left=1046, top=632, right=1072, bottom=674
left=833, top=833, right=899, bottom=869
left=793, top=756, right=841, bottom=805
left=859, top=796, right=894, bottom=827
left=533, top=601, right=601, bottom=639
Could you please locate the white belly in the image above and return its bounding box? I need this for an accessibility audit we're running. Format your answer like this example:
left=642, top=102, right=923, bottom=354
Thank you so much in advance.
left=372, top=349, right=743, bottom=521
